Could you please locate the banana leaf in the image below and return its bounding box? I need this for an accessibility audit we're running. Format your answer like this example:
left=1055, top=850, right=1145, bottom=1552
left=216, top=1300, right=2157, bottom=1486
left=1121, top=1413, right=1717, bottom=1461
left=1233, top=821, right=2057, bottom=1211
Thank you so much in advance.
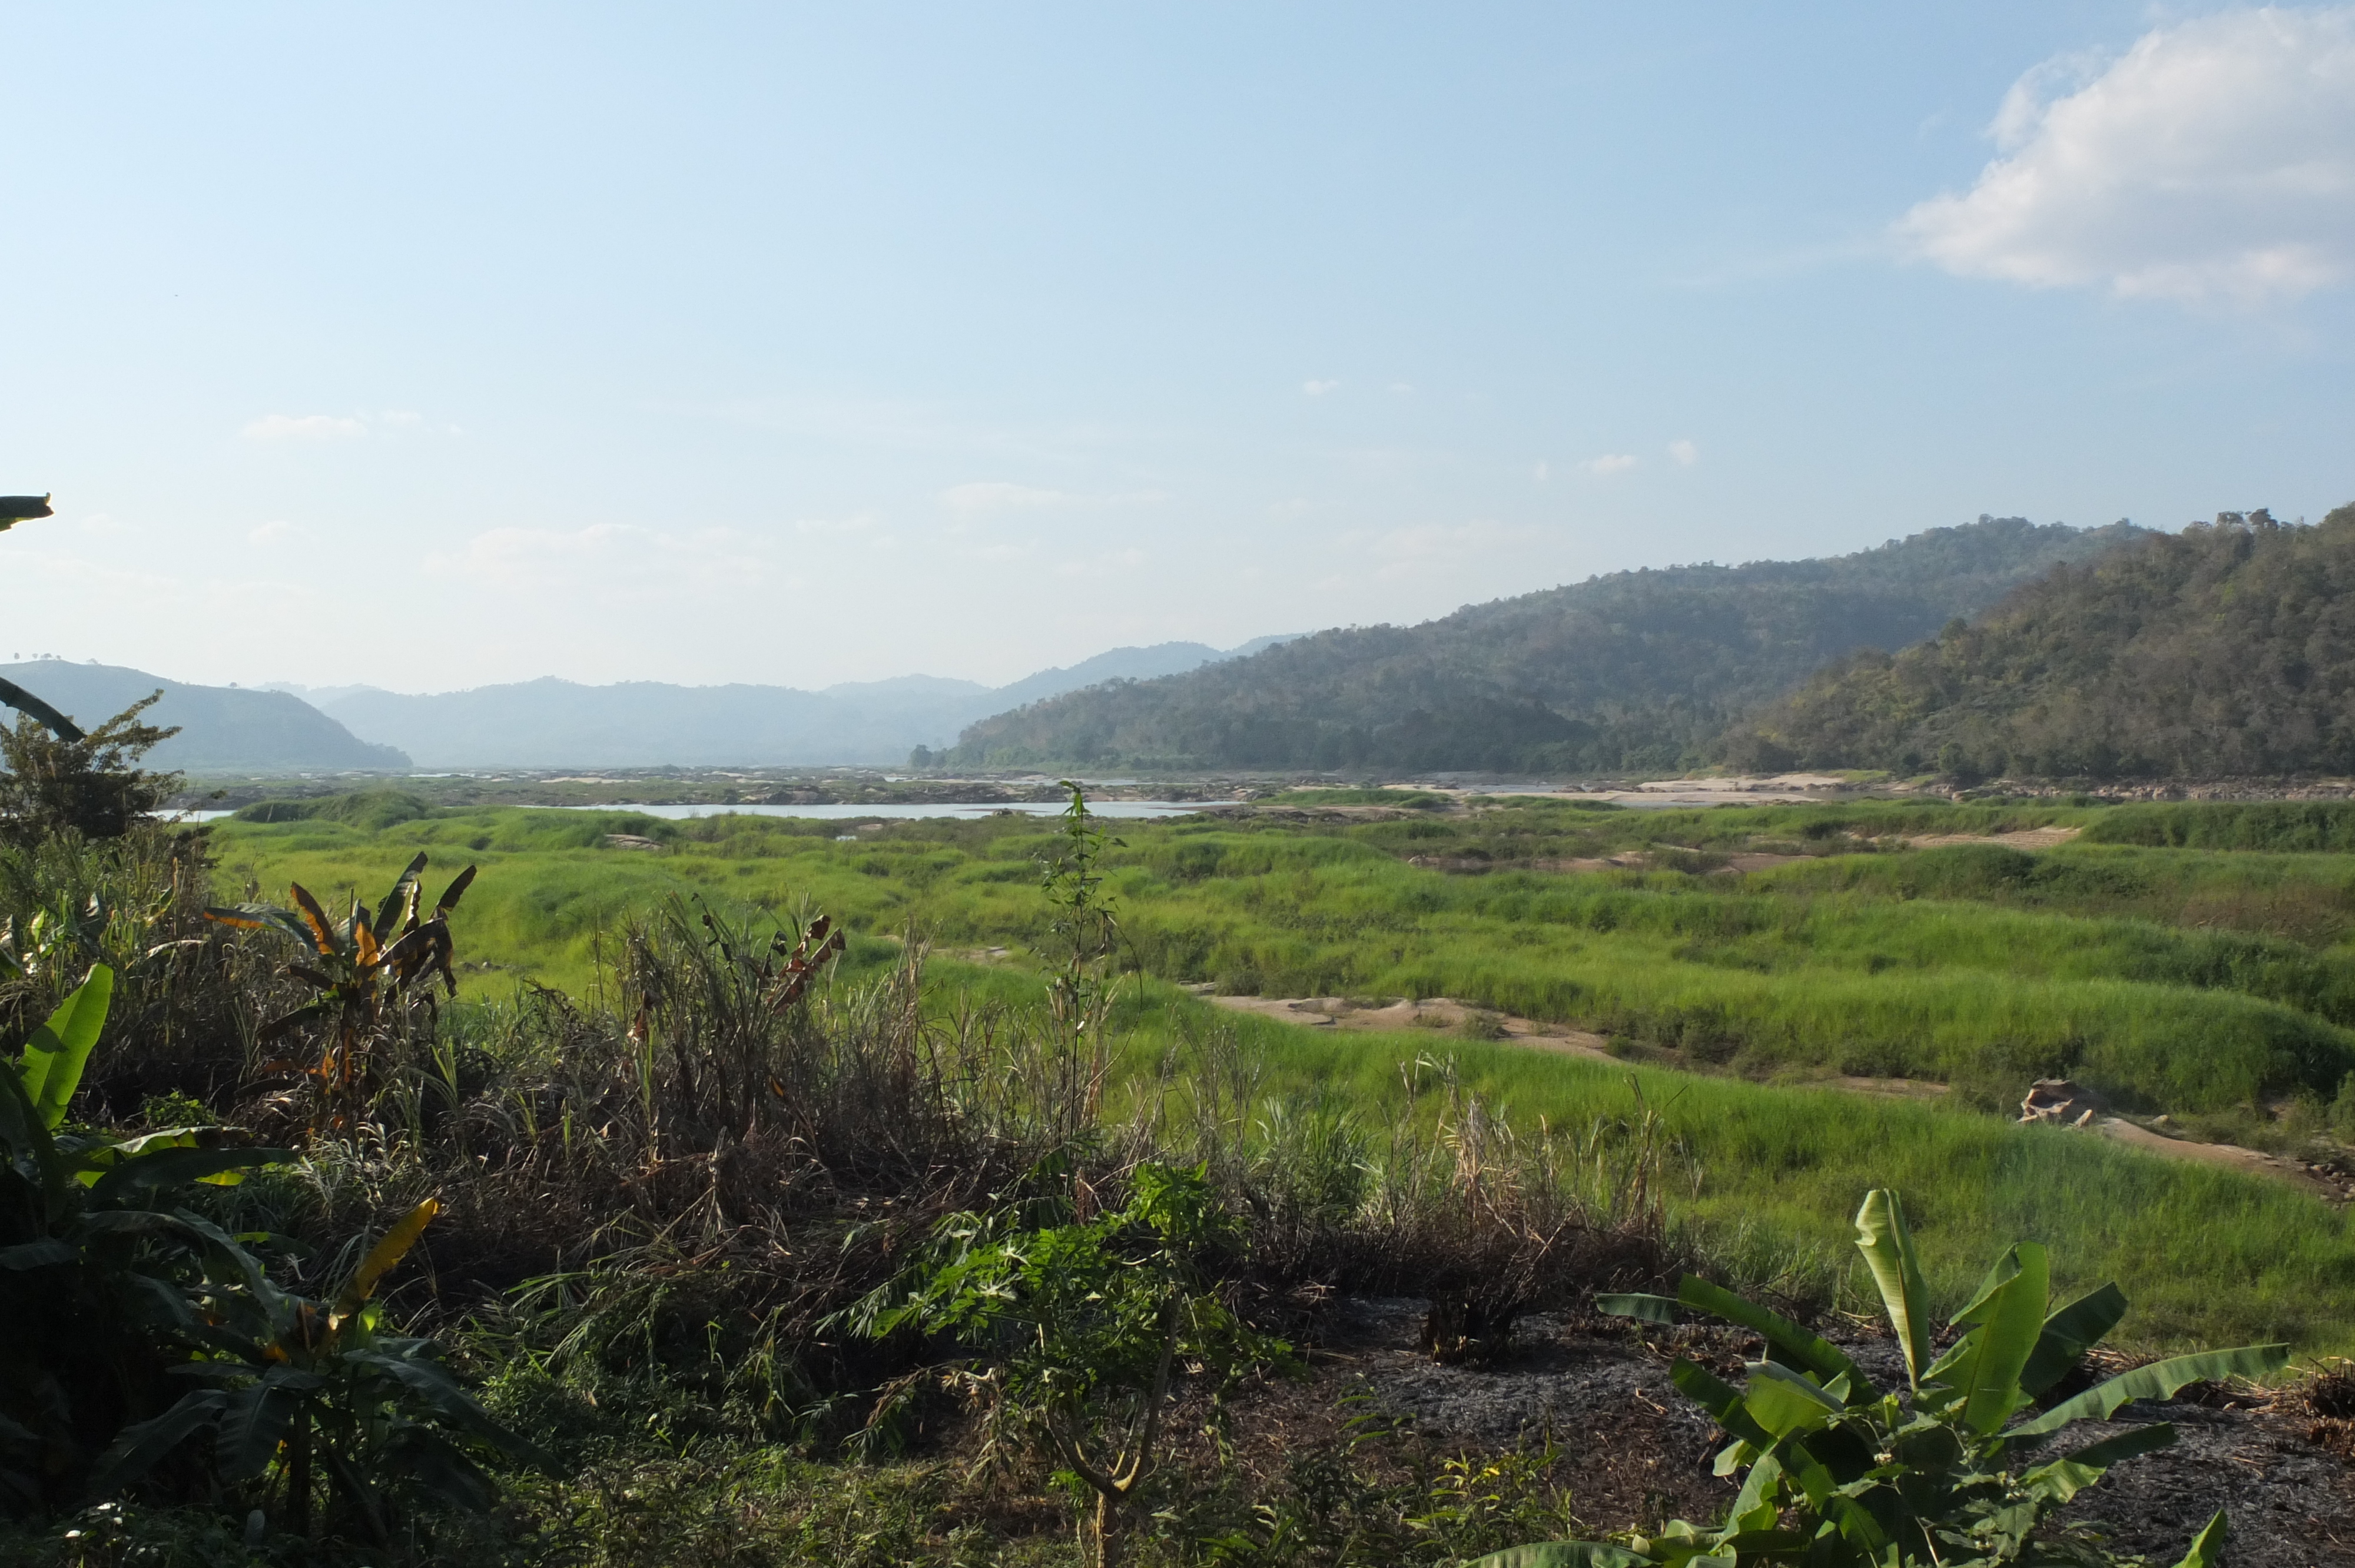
left=1678, top=1276, right=1859, bottom=1388
left=1468, top=1546, right=1654, bottom=1567
left=16, top=965, right=114, bottom=1131
left=0, top=675, right=83, bottom=742
left=2018, top=1283, right=2130, bottom=1397
left=2006, top=1343, right=2291, bottom=1440
left=1853, top=1188, right=1932, bottom=1391
left=1933, top=1242, right=2048, bottom=1435
left=2171, top=1511, right=2228, bottom=1568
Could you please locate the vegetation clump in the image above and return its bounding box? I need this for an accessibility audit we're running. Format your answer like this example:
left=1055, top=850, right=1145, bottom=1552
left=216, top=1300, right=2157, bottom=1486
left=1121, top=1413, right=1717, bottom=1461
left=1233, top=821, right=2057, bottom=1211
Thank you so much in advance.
left=1499, top=1188, right=2285, bottom=1566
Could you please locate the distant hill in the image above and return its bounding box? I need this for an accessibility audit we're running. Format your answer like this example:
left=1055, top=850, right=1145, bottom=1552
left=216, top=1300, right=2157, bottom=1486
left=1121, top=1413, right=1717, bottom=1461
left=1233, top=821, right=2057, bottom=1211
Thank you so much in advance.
left=1729, top=507, right=2355, bottom=781
left=306, top=637, right=1299, bottom=768
left=943, top=518, right=2146, bottom=775
left=0, top=662, right=409, bottom=773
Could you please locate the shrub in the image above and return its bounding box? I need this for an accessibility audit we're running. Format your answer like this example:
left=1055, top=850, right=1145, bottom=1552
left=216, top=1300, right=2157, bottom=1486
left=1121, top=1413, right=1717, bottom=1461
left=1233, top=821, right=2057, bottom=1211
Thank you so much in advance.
left=1487, top=1187, right=2288, bottom=1566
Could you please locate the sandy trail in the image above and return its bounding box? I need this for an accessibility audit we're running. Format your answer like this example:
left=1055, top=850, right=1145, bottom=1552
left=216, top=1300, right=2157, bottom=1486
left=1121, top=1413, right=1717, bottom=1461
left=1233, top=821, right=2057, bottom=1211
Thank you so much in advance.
left=1905, top=825, right=2082, bottom=849
left=1206, top=991, right=2346, bottom=1197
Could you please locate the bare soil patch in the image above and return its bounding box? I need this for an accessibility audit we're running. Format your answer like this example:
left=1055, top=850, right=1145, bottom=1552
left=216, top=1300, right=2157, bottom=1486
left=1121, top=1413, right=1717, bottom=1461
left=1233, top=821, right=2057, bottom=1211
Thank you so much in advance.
left=1905, top=825, right=2083, bottom=850
left=1201, top=992, right=1615, bottom=1061
left=1318, top=1299, right=2355, bottom=1563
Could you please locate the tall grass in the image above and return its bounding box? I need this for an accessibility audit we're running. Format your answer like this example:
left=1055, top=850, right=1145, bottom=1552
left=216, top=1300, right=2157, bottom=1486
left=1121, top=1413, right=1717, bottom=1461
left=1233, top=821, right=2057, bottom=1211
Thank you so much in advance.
left=2085, top=799, right=2355, bottom=852
left=1203, top=1001, right=2355, bottom=1353
left=210, top=802, right=2355, bottom=1115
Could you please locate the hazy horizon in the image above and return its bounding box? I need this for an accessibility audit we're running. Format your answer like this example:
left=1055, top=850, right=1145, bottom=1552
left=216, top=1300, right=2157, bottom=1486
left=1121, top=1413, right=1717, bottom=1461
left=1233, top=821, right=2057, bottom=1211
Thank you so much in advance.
left=5, top=4, right=2349, bottom=692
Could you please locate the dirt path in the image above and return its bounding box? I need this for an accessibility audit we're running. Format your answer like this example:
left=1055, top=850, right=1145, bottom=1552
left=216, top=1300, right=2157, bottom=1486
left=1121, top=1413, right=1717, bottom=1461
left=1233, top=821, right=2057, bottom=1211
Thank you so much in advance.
left=1205, top=990, right=2354, bottom=1198
left=1201, top=991, right=1618, bottom=1061
left=1905, top=825, right=2082, bottom=849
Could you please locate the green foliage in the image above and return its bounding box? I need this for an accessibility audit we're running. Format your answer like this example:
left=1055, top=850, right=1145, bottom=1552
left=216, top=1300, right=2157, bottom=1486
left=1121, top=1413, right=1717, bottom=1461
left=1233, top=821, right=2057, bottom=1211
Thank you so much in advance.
left=1038, top=783, right=1128, bottom=1105
left=946, top=517, right=2140, bottom=773
left=2081, top=800, right=2355, bottom=852
left=0, top=696, right=182, bottom=846
left=855, top=1160, right=1291, bottom=1566
left=0, top=966, right=294, bottom=1513
left=1498, top=1189, right=2287, bottom=1566
left=1737, top=505, right=2355, bottom=780
left=204, top=851, right=476, bottom=1135
left=97, top=1197, right=552, bottom=1545
left=233, top=788, right=443, bottom=830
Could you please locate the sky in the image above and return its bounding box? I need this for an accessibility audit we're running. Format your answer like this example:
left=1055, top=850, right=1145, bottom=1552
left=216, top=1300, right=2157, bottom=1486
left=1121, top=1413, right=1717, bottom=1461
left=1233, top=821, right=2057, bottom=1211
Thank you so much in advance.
left=3, top=2, right=2352, bottom=693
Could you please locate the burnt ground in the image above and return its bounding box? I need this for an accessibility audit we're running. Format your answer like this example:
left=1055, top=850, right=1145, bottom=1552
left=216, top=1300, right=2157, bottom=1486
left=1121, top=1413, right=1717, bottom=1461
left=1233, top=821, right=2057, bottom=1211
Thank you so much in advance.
left=1278, top=1298, right=2355, bottom=1566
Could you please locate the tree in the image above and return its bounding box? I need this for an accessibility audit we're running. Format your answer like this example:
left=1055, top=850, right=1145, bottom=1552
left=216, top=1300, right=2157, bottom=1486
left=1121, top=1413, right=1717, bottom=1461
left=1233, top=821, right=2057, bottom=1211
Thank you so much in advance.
left=0, top=694, right=181, bottom=846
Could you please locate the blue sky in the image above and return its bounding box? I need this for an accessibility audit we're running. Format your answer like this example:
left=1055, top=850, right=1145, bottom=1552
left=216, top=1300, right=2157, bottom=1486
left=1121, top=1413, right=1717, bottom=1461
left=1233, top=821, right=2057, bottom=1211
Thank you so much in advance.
left=4, top=3, right=2351, bottom=692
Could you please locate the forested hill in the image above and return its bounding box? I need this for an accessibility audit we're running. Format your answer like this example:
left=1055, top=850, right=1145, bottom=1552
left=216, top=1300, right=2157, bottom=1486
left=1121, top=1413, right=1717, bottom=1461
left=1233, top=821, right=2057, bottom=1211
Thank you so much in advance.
left=1729, top=507, right=2355, bottom=782
left=943, top=517, right=2143, bottom=774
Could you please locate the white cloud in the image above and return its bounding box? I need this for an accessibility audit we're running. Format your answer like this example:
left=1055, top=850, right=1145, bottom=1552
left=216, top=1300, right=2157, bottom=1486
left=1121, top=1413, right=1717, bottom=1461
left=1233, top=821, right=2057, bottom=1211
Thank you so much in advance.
left=1302, top=379, right=1341, bottom=396
left=1667, top=439, right=1700, bottom=467
left=940, top=481, right=1070, bottom=517
left=1898, top=8, right=2355, bottom=304
left=1533, top=461, right=1551, bottom=482
left=1581, top=453, right=1638, bottom=476
left=378, top=409, right=424, bottom=428
left=241, top=413, right=364, bottom=441
left=247, top=520, right=297, bottom=546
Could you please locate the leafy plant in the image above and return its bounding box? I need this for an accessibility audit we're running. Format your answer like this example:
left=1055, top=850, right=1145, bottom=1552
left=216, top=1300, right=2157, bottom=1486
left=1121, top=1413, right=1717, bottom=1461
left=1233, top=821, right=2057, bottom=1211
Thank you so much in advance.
left=1037, top=782, right=1126, bottom=1117
left=94, top=1196, right=553, bottom=1545
left=1480, top=1187, right=2288, bottom=1567
left=1, top=964, right=291, bottom=1513
left=204, top=852, right=476, bottom=1136
left=853, top=1160, right=1291, bottom=1568
left=0, top=696, right=181, bottom=846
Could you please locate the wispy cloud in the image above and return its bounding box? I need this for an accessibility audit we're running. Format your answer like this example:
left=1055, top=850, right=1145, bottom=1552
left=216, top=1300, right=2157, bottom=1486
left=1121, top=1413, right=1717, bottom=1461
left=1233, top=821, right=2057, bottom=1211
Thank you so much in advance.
left=1581, top=453, right=1638, bottom=476
left=1302, top=379, right=1341, bottom=396
left=938, top=481, right=1167, bottom=520
left=1897, top=8, right=2355, bottom=304
left=241, top=413, right=364, bottom=441
left=1667, top=439, right=1700, bottom=467
left=940, top=481, right=1072, bottom=517
left=426, top=523, right=771, bottom=598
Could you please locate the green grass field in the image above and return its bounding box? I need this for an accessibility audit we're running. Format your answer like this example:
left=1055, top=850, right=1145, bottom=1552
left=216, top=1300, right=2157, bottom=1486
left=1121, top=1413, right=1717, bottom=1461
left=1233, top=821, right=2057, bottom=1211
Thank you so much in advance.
left=202, top=790, right=2355, bottom=1353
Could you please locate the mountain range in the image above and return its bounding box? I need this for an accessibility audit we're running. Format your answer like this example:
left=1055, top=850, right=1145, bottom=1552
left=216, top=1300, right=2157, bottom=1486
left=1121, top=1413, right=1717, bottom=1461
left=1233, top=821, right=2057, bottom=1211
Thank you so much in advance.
left=944, top=517, right=2147, bottom=775
left=0, top=662, right=410, bottom=773
left=25, top=507, right=2317, bottom=784
left=263, top=637, right=1296, bottom=769
left=1732, top=507, right=2355, bottom=781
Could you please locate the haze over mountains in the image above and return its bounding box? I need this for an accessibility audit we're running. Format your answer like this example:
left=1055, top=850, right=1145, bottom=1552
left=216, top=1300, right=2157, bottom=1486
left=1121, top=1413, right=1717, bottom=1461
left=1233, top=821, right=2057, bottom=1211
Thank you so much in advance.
left=0, top=661, right=409, bottom=772
left=947, top=517, right=2147, bottom=775
left=269, top=637, right=1298, bottom=769
left=24, top=510, right=2330, bottom=785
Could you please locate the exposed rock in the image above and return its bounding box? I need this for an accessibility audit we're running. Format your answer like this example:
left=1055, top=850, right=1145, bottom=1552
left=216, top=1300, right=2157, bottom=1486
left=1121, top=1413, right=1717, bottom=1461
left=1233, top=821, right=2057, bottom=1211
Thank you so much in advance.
left=2022, top=1078, right=2104, bottom=1127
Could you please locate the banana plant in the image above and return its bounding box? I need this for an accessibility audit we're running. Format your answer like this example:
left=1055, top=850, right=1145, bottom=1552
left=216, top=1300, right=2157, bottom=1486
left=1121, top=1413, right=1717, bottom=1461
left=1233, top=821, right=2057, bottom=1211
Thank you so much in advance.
left=204, top=852, right=476, bottom=1135
left=1478, top=1188, right=2287, bottom=1567
left=92, top=1196, right=552, bottom=1544
left=0, top=494, right=87, bottom=743
left=1, top=965, right=293, bottom=1513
